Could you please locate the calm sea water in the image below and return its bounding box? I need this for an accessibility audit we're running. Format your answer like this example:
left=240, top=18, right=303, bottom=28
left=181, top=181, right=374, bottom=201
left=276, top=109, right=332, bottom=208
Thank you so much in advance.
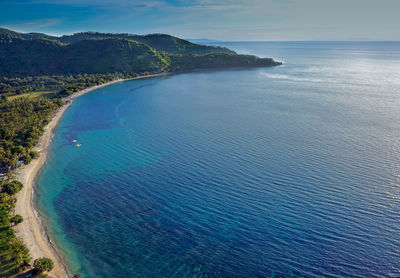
left=36, top=42, right=400, bottom=277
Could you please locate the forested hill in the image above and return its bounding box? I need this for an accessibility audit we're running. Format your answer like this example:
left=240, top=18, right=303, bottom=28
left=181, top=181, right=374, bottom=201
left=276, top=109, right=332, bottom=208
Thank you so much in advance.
left=0, top=27, right=234, bottom=55
left=57, top=32, right=236, bottom=55
left=0, top=28, right=281, bottom=77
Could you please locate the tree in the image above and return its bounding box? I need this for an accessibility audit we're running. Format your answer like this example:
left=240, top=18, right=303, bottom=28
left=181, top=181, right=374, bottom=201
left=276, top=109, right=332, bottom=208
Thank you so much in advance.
left=33, top=257, right=54, bottom=274
left=0, top=192, right=12, bottom=203
left=11, top=214, right=23, bottom=225
left=30, top=150, right=40, bottom=159
left=22, top=154, right=32, bottom=164
left=2, top=180, right=23, bottom=195
left=9, top=237, right=30, bottom=268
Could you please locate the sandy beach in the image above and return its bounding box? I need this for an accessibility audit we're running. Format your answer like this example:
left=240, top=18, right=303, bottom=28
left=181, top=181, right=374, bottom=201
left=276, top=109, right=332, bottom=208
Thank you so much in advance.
left=14, top=73, right=168, bottom=277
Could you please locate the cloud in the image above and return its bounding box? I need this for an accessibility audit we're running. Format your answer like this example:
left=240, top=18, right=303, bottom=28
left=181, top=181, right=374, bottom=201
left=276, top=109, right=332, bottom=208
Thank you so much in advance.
left=31, top=0, right=165, bottom=8
left=3, top=18, right=61, bottom=32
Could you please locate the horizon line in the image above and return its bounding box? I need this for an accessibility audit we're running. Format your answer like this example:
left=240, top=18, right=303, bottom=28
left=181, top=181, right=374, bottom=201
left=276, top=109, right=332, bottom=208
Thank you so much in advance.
left=2, top=27, right=400, bottom=43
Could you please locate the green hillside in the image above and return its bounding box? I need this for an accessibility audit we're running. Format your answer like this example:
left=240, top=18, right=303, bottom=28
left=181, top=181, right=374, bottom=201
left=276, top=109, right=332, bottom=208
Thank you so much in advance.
left=57, top=38, right=170, bottom=74
left=0, top=36, right=65, bottom=76
left=57, top=32, right=236, bottom=55
left=0, top=28, right=281, bottom=78
left=0, top=27, right=56, bottom=41
left=0, top=34, right=169, bottom=76
left=0, top=28, right=234, bottom=55
left=170, top=53, right=279, bottom=71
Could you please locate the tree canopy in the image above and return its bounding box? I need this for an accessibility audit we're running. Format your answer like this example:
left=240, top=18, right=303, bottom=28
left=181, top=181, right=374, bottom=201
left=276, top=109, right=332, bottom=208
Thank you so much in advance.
left=33, top=257, right=54, bottom=274
left=1, top=180, right=23, bottom=195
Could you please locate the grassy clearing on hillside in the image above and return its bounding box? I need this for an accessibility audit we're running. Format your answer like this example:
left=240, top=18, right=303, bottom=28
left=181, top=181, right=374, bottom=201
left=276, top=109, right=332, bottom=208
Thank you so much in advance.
left=6, top=91, right=57, bottom=101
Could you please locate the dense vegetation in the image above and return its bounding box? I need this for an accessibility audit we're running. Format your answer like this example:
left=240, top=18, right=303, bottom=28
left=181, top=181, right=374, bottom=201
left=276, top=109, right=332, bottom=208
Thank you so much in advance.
left=0, top=74, right=134, bottom=96
left=0, top=36, right=168, bottom=76
left=169, top=53, right=279, bottom=71
left=0, top=28, right=235, bottom=55
left=57, top=32, right=236, bottom=55
left=0, top=97, right=61, bottom=171
left=0, top=180, right=30, bottom=277
left=0, top=178, right=54, bottom=277
left=0, top=78, right=59, bottom=277
left=0, top=28, right=280, bottom=78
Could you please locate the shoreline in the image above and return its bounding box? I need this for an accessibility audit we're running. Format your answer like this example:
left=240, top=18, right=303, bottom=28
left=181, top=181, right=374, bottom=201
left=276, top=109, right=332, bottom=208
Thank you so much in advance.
left=14, top=72, right=169, bottom=277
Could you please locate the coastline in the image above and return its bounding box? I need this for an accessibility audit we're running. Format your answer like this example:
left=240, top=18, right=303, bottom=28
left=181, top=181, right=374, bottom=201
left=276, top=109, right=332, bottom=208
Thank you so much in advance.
left=14, top=73, right=169, bottom=277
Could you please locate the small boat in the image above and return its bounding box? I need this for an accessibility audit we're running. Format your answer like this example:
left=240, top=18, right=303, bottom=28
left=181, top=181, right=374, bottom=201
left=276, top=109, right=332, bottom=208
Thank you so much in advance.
left=76, top=144, right=82, bottom=147
left=72, top=139, right=77, bottom=143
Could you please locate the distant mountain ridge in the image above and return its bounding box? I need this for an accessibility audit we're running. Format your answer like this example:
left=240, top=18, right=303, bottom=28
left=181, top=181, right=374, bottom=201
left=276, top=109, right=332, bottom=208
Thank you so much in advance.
left=0, top=28, right=281, bottom=77
left=187, top=38, right=223, bottom=44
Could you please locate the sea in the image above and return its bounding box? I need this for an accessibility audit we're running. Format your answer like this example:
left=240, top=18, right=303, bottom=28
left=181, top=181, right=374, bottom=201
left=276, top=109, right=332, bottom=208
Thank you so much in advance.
left=35, top=41, right=400, bottom=277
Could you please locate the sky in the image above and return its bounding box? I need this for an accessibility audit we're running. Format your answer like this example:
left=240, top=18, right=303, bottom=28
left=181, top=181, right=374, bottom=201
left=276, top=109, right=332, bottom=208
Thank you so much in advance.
left=0, top=0, right=399, bottom=41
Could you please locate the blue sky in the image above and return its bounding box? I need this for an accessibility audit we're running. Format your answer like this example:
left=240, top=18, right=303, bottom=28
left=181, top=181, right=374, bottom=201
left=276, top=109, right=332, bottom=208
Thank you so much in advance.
left=0, top=0, right=399, bottom=41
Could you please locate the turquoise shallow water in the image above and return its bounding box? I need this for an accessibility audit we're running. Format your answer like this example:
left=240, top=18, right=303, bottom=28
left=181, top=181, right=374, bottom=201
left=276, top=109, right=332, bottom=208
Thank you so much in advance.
left=36, top=42, right=400, bottom=277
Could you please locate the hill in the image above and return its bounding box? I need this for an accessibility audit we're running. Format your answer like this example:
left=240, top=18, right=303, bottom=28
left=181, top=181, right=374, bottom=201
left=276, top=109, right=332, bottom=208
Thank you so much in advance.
left=0, top=28, right=280, bottom=78
left=0, top=28, right=234, bottom=55
left=57, top=32, right=235, bottom=55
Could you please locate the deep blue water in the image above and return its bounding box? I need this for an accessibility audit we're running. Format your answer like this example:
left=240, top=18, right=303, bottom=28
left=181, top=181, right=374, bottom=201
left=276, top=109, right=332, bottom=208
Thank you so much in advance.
left=36, top=42, right=400, bottom=277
